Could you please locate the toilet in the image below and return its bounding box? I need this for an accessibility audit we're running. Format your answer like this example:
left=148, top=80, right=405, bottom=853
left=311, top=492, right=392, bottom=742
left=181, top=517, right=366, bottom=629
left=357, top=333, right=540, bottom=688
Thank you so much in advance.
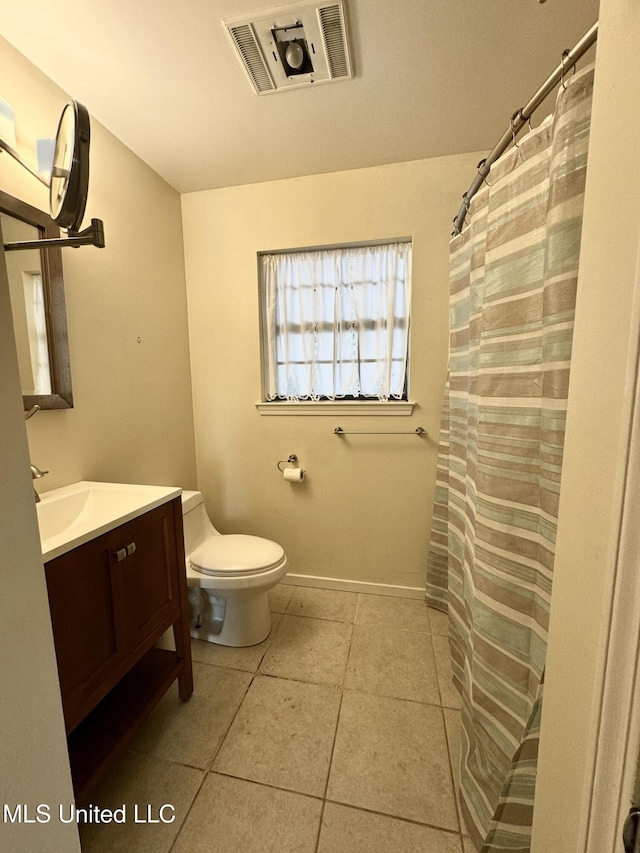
left=181, top=490, right=287, bottom=647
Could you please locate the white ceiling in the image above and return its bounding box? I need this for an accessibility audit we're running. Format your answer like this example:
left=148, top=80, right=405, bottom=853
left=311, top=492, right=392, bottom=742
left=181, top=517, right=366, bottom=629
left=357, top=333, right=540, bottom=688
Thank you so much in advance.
left=0, top=0, right=599, bottom=194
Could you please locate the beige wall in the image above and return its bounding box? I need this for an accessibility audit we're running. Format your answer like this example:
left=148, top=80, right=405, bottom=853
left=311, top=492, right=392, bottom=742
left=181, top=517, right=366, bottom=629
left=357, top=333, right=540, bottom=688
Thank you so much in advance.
left=0, top=227, right=80, bottom=851
left=0, top=37, right=196, bottom=850
left=181, top=153, right=480, bottom=593
left=532, top=1, right=640, bottom=849
left=0, top=37, right=197, bottom=493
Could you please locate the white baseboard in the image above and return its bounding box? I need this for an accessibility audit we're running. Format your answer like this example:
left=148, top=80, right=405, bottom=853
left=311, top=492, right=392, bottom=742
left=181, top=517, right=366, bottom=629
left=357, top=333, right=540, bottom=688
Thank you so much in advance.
left=284, top=573, right=425, bottom=600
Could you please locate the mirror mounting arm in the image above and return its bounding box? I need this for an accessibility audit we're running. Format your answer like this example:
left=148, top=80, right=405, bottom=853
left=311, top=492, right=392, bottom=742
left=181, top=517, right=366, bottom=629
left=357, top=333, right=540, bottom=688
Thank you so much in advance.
left=4, top=218, right=105, bottom=252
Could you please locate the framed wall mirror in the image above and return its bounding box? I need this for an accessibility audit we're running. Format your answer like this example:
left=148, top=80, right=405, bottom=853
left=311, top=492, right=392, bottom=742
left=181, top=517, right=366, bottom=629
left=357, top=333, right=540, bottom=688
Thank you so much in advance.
left=0, top=189, right=73, bottom=409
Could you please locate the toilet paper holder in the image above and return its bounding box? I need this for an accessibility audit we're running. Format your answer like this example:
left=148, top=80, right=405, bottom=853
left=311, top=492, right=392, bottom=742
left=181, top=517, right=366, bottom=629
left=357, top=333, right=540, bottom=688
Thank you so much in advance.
left=277, top=454, right=305, bottom=482
left=277, top=454, right=298, bottom=472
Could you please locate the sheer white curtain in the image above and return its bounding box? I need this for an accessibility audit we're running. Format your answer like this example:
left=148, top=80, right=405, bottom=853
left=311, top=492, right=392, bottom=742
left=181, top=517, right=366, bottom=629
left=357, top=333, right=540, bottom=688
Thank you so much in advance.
left=261, top=242, right=412, bottom=401
left=24, top=272, right=51, bottom=395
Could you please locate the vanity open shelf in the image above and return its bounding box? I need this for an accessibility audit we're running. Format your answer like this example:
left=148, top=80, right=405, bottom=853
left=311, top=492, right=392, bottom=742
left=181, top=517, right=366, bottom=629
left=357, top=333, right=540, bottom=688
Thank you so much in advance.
left=39, top=483, right=193, bottom=804
left=66, top=647, right=184, bottom=801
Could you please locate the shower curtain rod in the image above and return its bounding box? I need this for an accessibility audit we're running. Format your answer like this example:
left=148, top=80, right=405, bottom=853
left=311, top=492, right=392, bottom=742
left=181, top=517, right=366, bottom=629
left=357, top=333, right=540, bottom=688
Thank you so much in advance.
left=452, top=21, right=598, bottom=237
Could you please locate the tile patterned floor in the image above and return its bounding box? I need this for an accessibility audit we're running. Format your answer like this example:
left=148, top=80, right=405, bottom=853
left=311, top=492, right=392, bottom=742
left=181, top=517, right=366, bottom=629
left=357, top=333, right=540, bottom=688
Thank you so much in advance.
left=79, top=585, right=473, bottom=853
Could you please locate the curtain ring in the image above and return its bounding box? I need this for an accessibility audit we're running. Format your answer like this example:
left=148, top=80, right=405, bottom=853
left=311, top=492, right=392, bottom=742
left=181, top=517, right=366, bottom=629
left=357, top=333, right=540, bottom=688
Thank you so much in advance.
left=452, top=196, right=472, bottom=236
left=516, top=107, right=532, bottom=134
left=510, top=111, right=520, bottom=149
left=560, top=49, right=570, bottom=90
left=463, top=193, right=473, bottom=225
left=477, top=159, right=491, bottom=188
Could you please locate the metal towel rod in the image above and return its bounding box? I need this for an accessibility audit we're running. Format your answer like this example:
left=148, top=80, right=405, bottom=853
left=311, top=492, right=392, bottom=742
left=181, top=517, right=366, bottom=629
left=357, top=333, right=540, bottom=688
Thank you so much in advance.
left=334, top=426, right=426, bottom=436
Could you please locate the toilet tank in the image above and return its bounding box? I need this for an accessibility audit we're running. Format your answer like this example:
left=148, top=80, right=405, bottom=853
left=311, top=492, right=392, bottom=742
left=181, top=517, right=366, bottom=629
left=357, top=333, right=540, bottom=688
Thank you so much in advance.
left=180, top=490, right=219, bottom=555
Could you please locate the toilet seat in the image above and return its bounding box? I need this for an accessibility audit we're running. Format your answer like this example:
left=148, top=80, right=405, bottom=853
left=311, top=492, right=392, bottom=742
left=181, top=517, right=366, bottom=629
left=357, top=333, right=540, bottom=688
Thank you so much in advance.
left=189, top=534, right=286, bottom=577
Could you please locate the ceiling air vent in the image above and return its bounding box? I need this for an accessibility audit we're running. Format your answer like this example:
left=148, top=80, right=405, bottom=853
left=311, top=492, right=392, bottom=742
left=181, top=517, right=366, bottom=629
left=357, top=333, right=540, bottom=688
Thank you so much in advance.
left=223, top=0, right=353, bottom=95
left=318, top=4, right=350, bottom=79
left=228, top=24, right=276, bottom=94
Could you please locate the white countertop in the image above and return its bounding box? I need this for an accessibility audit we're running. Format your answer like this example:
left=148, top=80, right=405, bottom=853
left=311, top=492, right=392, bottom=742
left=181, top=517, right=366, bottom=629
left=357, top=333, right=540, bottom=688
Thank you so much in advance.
left=37, top=481, right=182, bottom=562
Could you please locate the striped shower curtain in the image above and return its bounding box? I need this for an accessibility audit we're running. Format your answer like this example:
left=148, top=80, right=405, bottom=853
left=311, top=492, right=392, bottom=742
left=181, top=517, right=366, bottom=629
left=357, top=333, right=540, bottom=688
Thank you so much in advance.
left=426, top=65, right=594, bottom=852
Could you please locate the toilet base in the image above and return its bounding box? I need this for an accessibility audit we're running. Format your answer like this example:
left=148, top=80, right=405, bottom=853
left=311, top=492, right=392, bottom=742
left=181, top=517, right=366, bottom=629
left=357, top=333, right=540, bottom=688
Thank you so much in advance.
left=188, top=587, right=273, bottom=647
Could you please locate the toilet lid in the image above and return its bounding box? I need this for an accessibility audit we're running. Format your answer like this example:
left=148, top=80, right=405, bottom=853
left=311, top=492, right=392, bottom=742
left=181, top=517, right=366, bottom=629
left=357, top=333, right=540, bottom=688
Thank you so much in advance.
left=189, top=534, right=285, bottom=576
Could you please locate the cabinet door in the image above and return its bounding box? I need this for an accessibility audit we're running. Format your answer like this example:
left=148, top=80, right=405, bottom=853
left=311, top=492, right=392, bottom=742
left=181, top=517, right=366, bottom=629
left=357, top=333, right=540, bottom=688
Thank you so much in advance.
left=45, top=535, right=121, bottom=732
left=111, top=501, right=180, bottom=655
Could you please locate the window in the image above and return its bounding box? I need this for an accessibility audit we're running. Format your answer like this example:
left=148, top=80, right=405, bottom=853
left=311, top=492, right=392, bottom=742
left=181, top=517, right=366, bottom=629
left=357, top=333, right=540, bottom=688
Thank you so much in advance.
left=259, top=240, right=412, bottom=402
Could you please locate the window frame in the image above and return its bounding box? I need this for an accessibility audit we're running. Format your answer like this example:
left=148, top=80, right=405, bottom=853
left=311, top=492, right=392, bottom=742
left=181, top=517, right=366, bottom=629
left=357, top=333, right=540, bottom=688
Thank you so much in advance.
left=257, top=237, right=414, bottom=414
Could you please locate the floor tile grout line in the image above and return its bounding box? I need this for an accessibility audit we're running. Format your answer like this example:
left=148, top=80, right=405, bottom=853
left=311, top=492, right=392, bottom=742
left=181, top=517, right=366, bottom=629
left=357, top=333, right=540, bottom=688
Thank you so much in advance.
left=354, top=591, right=362, bottom=624
left=322, top=605, right=463, bottom=843
left=322, top=795, right=464, bottom=836
left=275, top=610, right=358, bottom=626
left=282, top=612, right=357, bottom=624
left=124, top=746, right=207, bottom=774
left=272, top=613, right=443, bottom=637
left=281, top=587, right=437, bottom=633
left=205, top=671, right=257, bottom=773
left=440, top=699, right=464, bottom=837
left=206, top=768, right=325, bottom=802
left=189, top=650, right=460, bottom=710
left=124, top=743, right=466, bottom=846
left=189, top=611, right=280, bottom=672
left=170, top=760, right=465, bottom=840
left=168, top=659, right=263, bottom=852
left=202, top=606, right=292, bottom=774
left=314, top=614, right=355, bottom=853
left=429, top=608, right=468, bottom=848
left=166, top=768, right=210, bottom=853
left=188, top=662, right=462, bottom=711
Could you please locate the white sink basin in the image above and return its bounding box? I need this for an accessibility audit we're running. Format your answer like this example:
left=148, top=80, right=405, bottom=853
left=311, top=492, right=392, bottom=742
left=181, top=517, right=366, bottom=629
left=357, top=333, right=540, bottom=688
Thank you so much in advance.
left=37, top=481, right=182, bottom=562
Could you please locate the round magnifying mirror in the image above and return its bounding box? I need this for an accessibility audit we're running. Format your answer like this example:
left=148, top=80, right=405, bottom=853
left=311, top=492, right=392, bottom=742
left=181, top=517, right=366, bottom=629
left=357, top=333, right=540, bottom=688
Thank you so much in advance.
left=49, top=100, right=90, bottom=232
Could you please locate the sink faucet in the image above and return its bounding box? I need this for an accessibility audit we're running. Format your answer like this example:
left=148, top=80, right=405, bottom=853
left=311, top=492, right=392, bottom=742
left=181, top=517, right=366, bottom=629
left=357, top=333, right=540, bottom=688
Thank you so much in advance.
left=31, top=464, right=49, bottom=503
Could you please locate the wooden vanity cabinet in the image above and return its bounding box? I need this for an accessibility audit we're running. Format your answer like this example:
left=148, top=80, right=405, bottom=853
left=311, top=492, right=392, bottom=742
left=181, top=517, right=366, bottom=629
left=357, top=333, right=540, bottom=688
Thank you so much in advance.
left=44, top=496, right=193, bottom=802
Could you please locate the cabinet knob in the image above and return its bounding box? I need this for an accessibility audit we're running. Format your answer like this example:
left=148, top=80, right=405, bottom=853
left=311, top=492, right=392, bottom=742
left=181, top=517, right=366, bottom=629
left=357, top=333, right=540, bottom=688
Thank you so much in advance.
left=115, top=548, right=127, bottom=562
left=126, top=542, right=136, bottom=556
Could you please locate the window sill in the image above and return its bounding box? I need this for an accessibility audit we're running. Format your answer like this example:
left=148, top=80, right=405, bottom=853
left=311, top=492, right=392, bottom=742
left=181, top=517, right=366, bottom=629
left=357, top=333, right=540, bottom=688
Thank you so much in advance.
left=255, top=401, right=415, bottom=416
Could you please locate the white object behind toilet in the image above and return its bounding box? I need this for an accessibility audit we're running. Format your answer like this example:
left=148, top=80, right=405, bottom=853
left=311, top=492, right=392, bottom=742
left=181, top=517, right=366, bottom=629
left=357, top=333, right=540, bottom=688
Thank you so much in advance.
left=181, top=490, right=287, bottom=647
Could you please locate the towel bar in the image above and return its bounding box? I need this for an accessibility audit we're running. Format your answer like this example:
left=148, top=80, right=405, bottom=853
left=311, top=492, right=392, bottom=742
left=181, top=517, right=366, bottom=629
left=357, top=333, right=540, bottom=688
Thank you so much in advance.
left=334, top=426, right=426, bottom=436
